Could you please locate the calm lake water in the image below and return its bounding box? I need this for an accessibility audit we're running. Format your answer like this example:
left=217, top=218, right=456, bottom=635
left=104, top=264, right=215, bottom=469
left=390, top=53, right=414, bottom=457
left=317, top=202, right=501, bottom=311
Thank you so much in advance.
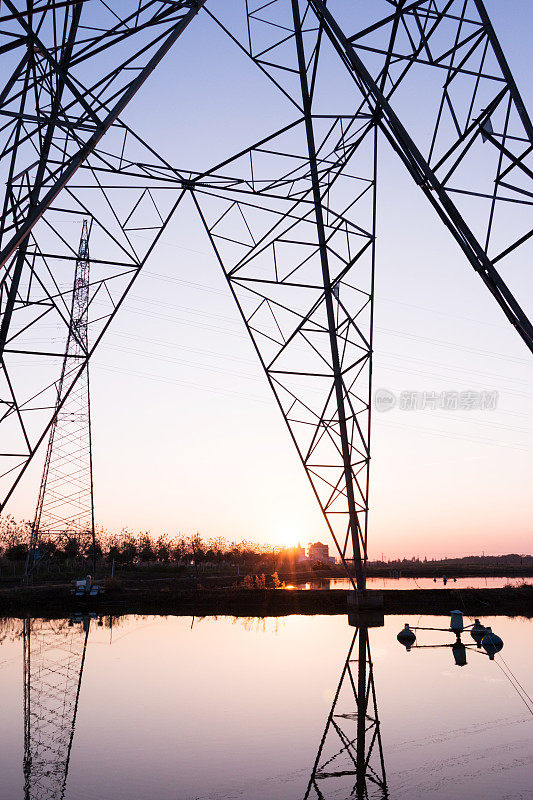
left=293, top=576, right=533, bottom=590
left=0, top=613, right=531, bottom=800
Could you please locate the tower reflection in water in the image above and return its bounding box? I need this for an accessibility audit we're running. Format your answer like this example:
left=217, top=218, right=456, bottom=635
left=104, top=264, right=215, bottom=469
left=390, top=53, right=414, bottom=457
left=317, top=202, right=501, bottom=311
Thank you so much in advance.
left=304, top=613, right=388, bottom=800
left=21, top=614, right=386, bottom=800
left=23, top=615, right=91, bottom=800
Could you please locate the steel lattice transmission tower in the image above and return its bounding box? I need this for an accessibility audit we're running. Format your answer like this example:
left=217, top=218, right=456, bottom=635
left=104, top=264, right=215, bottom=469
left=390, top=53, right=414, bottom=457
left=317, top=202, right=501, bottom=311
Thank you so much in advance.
left=304, top=622, right=388, bottom=799
left=23, top=617, right=90, bottom=800
left=0, top=1, right=531, bottom=590
left=26, top=221, right=94, bottom=577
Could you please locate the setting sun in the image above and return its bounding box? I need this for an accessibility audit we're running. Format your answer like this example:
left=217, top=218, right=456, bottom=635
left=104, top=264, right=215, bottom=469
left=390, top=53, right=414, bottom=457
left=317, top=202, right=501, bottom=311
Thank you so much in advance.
left=273, top=525, right=303, bottom=550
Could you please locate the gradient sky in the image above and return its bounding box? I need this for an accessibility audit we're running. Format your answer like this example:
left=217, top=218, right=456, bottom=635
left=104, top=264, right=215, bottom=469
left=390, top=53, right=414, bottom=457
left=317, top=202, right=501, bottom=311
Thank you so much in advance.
left=8, top=0, right=533, bottom=557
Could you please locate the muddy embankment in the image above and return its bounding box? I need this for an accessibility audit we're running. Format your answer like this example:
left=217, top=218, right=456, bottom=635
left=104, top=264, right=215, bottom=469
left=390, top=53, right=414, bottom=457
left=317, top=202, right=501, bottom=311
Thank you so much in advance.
left=0, top=581, right=532, bottom=619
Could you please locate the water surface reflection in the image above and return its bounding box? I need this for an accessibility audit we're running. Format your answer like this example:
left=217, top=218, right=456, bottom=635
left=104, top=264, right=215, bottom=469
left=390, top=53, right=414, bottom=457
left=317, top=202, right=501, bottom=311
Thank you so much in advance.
left=23, top=617, right=90, bottom=800
left=304, top=621, right=388, bottom=799
left=0, top=613, right=531, bottom=799
left=298, top=576, right=532, bottom=590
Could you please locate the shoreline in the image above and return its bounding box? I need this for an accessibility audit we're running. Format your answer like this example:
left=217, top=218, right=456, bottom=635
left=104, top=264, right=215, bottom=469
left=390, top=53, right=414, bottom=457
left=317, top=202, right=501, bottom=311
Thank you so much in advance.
left=1, top=584, right=531, bottom=619
left=1, top=565, right=530, bottom=591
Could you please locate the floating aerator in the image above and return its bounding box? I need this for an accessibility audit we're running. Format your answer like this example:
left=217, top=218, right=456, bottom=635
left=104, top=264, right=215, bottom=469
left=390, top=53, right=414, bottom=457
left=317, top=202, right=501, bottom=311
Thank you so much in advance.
left=470, top=618, right=486, bottom=647
left=481, top=627, right=504, bottom=660
left=397, top=624, right=416, bottom=651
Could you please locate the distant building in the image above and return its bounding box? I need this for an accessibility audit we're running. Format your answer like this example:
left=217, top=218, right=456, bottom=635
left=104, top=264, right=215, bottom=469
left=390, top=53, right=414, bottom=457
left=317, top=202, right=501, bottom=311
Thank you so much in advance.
left=308, top=542, right=336, bottom=564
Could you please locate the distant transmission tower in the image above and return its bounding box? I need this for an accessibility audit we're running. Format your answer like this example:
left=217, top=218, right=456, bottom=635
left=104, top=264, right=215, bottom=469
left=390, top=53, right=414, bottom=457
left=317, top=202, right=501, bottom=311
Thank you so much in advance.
left=23, top=617, right=90, bottom=800
left=25, top=221, right=95, bottom=578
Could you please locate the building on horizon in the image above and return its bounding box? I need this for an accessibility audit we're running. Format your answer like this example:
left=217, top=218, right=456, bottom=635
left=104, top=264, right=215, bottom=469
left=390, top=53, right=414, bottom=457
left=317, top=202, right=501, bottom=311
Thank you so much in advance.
left=308, top=541, right=336, bottom=565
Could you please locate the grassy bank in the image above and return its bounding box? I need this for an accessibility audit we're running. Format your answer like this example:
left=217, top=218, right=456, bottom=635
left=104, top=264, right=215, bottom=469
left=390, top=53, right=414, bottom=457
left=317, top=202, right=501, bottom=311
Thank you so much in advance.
left=0, top=582, right=531, bottom=619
